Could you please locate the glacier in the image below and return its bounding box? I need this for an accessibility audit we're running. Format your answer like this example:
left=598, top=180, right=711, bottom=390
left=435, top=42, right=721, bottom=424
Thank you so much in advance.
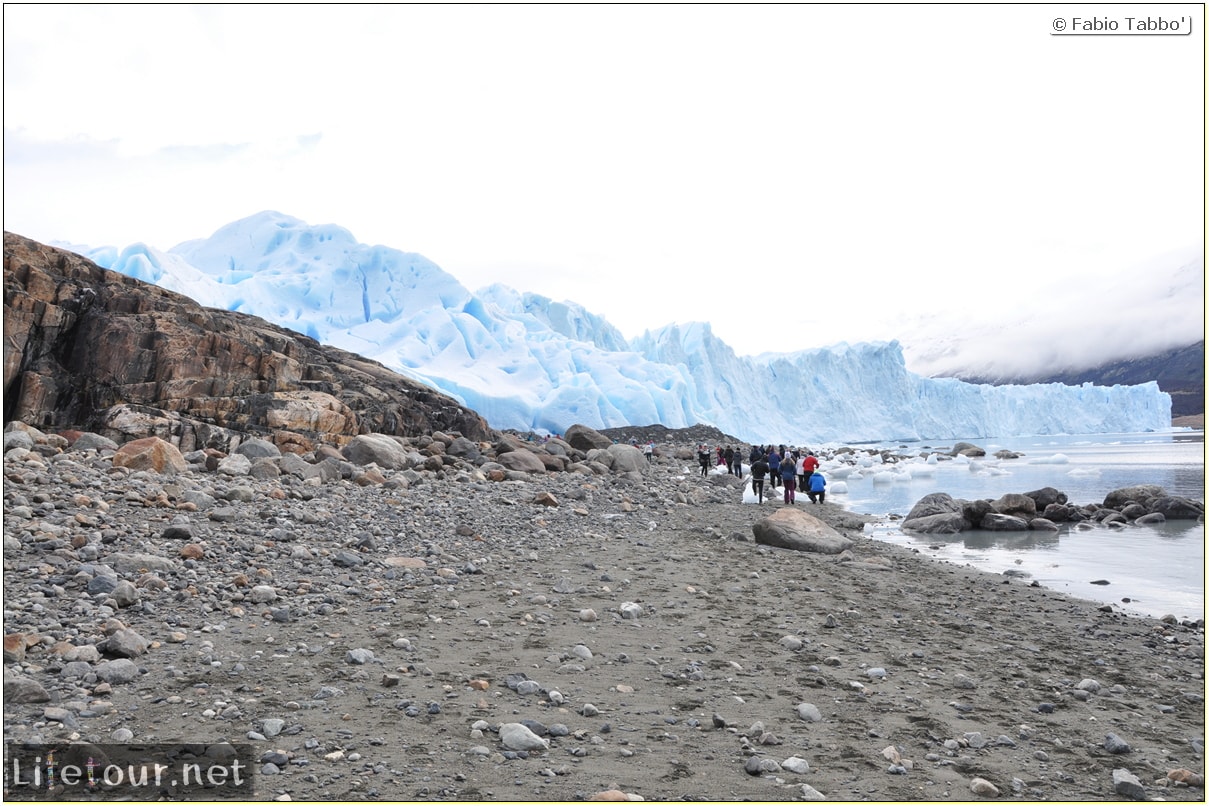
left=72, top=211, right=1173, bottom=445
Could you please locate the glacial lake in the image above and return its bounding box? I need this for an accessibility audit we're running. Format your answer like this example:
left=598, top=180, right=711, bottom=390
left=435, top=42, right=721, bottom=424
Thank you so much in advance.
left=830, top=431, right=1205, bottom=622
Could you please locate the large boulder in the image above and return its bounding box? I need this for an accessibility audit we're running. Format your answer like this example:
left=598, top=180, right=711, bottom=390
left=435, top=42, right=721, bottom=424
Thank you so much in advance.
left=342, top=433, right=410, bottom=469
left=111, top=437, right=187, bottom=475
left=564, top=424, right=612, bottom=452
left=901, top=511, right=968, bottom=534
left=1149, top=496, right=1205, bottom=520
left=605, top=444, right=647, bottom=479
left=234, top=437, right=281, bottom=460
left=979, top=513, right=1030, bottom=531
left=904, top=493, right=962, bottom=521
left=991, top=493, right=1037, bottom=519
left=752, top=508, right=854, bottom=554
left=1103, top=485, right=1167, bottom=509
left=950, top=442, right=986, bottom=457
left=496, top=448, right=547, bottom=474
left=1024, top=486, right=1067, bottom=509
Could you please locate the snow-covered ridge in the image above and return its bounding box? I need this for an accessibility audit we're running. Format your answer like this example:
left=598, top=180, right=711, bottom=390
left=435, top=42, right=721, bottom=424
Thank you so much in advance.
left=71, top=212, right=1172, bottom=444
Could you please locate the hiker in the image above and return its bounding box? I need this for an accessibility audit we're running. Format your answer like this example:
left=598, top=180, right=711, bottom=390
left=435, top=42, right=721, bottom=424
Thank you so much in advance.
left=801, top=451, right=819, bottom=491
left=806, top=471, right=826, bottom=504
left=780, top=453, right=798, bottom=504
left=697, top=445, right=711, bottom=477
left=766, top=447, right=781, bottom=489
left=644, top=441, right=654, bottom=463
left=750, top=453, right=769, bottom=503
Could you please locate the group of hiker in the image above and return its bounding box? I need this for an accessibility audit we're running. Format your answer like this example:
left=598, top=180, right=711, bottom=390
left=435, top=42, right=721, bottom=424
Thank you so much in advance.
left=696, top=443, right=827, bottom=505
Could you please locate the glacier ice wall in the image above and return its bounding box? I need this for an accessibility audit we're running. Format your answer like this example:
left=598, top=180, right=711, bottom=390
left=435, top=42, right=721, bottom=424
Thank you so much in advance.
left=76, top=212, right=1172, bottom=445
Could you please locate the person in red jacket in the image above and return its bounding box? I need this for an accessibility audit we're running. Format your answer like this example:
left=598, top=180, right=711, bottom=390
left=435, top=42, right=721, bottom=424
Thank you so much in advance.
left=801, top=452, right=819, bottom=491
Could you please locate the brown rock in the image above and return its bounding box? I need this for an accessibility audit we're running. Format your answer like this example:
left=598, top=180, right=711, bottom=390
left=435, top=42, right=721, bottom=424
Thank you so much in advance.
left=111, top=437, right=187, bottom=475
left=3, top=232, right=495, bottom=447
left=179, top=543, right=205, bottom=560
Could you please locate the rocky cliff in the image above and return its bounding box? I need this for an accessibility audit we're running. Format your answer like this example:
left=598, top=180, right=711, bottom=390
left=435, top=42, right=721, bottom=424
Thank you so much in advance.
left=3, top=232, right=495, bottom=452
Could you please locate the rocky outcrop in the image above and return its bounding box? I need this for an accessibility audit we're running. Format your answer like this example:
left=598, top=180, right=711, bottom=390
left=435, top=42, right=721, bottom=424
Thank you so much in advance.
left=902, top=485, right=1204, bottom=534
left=4, top=233, right=494, bottom=451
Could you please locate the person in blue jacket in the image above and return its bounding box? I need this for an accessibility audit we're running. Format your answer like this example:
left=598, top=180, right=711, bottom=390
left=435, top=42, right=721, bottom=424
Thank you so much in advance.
left=807, top=471, right=826, bottom=504
left=765, top=448, right=780, bottom=490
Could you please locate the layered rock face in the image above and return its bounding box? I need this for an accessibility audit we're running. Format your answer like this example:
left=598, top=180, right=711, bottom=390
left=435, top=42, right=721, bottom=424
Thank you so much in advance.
left=3, top=233, right=494, bottom=452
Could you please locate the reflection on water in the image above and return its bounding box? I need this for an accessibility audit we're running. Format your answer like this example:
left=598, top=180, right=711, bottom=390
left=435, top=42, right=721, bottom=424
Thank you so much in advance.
left=844, top=431, right=1205, bottom=622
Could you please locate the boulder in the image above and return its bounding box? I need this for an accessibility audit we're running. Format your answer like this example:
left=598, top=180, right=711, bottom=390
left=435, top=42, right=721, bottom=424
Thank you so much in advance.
left=496, top=448, right=547, bottom=474
left=980, top=513, right=1030, bottom=531
left=67, top=431, right=119, bottom=453
left=605, top=443, right=647, bottom=479
left=233, top=438, right=281, bottom=460
left=752, top=508, right=854, bottom=554
left=901, top=511, right=967, bottom=534
left=903, top=492, right=962, bottom=521
left=564, top=423, right=613, bottom=452
left=111, top=437, right=187, bottom=475
left=1149, top=496, right=1204, bottom=520
left=342, top=433, right=410, bottom=469
left=991, top=493, right=1037, bottom=519
left=1024, top=486, right=1067, bottom=509
left=1103, top=485, right=1166, bottom=509
left=950, top=442, right=986, bottom=457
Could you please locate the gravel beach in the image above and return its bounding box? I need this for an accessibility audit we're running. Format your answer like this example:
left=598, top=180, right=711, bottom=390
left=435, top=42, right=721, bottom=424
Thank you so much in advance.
left=3, top=427, right=1204, bottom=803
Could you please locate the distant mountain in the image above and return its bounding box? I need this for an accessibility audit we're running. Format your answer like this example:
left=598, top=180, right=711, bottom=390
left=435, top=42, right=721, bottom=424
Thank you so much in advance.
left=947, top=341, right=1204, bottom=418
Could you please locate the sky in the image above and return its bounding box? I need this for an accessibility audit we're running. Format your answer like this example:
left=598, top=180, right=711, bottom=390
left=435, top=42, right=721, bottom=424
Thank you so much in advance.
left=4, top=4, right=1204, bottom=360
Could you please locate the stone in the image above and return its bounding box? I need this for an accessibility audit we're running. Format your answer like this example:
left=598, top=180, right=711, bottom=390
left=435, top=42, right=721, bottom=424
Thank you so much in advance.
left=564, top=424, right=612, bottom=452
left=1112, top=768, right=1146, bottom=800
left=4, top=676, right=50, bottom=703
left=94, top=659, right=140, bottom=684
left=969, top=777, right=999, bottom=796
left=98, top=628, right=148, bottom=658
left=496, top=448, right=547, bottom=474
left=498, top=722, right=549, bottom=751
left=234, top=438, right=282, bottom=460
left=752, top=508, right=853, bottom=554
left=111, top=437, right=187, bottom=475
left=342, top=434, right=410, bottom=469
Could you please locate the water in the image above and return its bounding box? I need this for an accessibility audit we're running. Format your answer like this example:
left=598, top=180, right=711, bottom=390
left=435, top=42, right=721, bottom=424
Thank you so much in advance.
left=828, top=431, right=1205, bottom=622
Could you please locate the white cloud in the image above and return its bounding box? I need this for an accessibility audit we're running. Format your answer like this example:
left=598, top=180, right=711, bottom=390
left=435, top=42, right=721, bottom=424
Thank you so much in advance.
left=4, top=4, right=1203, bottom=361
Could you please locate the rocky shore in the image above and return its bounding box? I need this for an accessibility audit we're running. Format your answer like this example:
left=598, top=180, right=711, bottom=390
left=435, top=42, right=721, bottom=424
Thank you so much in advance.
left=3, top=424, right=1205, bottom=802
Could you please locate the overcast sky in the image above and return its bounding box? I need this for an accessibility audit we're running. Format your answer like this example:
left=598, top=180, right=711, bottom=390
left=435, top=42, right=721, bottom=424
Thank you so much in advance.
left=4, top=4, right=1204, bottom=358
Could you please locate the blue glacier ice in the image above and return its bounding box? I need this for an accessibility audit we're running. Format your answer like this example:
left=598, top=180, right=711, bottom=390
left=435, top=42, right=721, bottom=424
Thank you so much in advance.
left=75, top=212, right=1173, bottom=445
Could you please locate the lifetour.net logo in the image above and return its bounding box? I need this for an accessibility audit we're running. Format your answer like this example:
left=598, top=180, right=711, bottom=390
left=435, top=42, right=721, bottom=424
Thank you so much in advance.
left=4, top=743, right=255, bottom=801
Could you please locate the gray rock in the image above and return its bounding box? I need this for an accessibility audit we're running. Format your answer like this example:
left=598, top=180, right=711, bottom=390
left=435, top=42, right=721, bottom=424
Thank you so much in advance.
left=234, top=438, right=282, bottom=460
left=979, top=513, right=1030, bottom=531
left=260, top=718, right=285, bottom=738
left=249, top=585, right=278, bottom=604
left=98, top=628, right=148, bottom=658
left=217, top=453, right=252, bottom=476
left=752, top=508, right=853, bottom=554
left=1104, top=733, right=1131, bottom=754
left=69, top=432, right=119, bottom=453
left=108, top=552, right=177, bottom=574
left=4, top=676, right=51, bottom=703
left=111, top=580, right=140, bottom=607
left=563, top=424, right=612, bottom=452
left=347, top=648, right=375, bottom=665
left=95, top=659, right=140, bottom=684
left=498, top=722, right=549, bottom=751
left=796, top=703, right=822, bottom=722
left=342, top=434, right=410, bottom=469
left=1112, top=768, right=1146, bottom=800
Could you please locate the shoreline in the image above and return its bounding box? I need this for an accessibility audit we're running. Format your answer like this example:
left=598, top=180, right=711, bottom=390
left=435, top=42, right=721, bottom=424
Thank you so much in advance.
left=3, top=438, right=1204, bottom=802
